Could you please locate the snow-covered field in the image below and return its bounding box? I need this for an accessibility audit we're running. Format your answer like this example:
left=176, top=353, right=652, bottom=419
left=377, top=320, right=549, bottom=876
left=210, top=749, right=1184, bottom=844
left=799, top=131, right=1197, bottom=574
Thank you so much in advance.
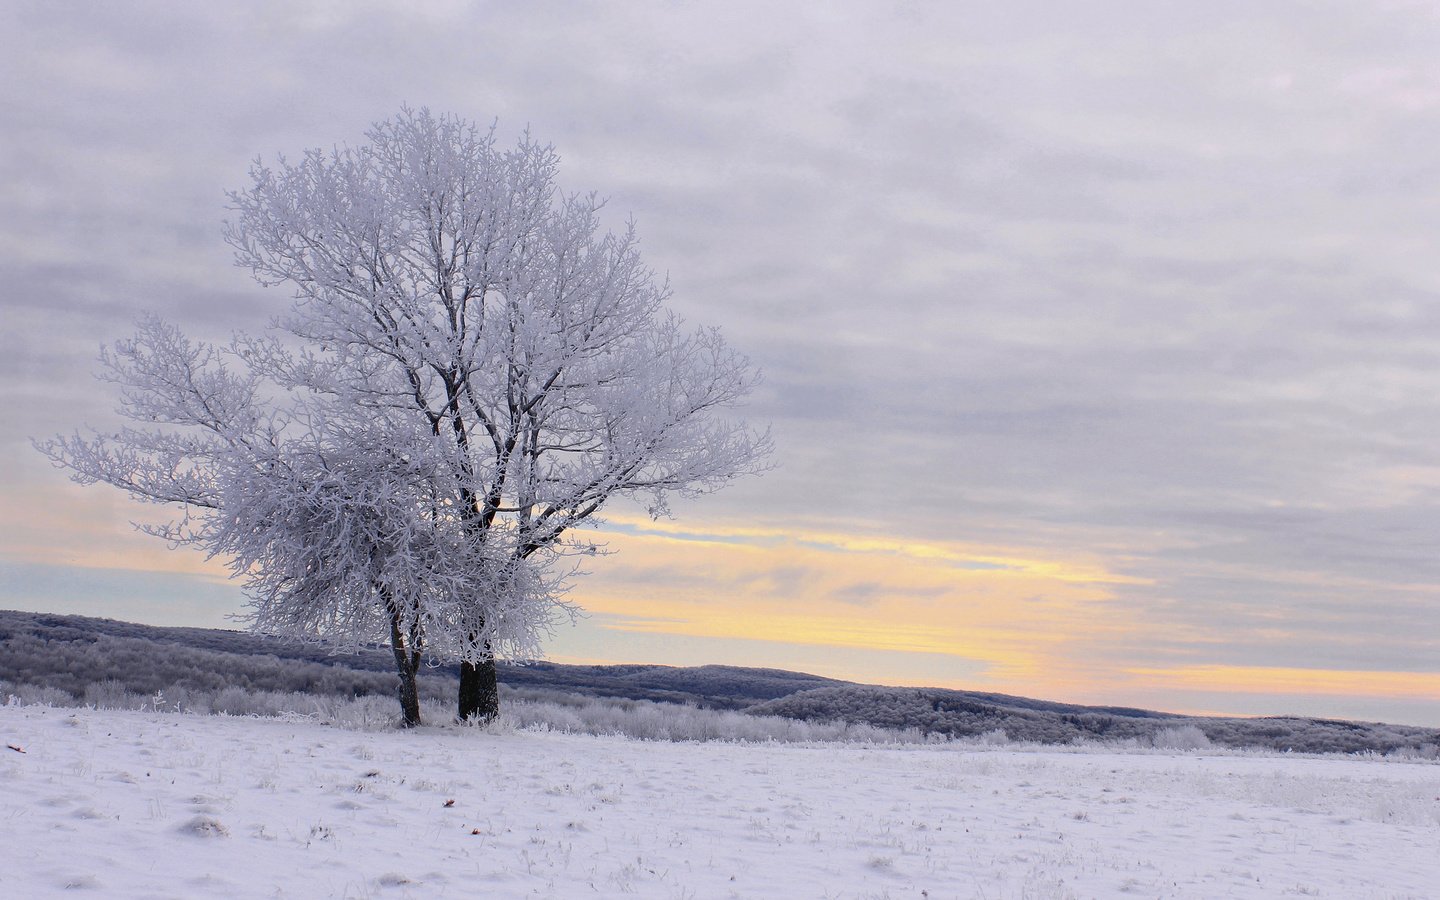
left=2, top=705, right=1437, bottom=899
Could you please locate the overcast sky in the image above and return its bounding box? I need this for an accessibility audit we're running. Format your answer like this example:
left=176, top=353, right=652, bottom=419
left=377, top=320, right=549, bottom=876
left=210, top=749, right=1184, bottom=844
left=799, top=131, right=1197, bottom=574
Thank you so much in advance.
left=3, top=1, right=1439, bottom=725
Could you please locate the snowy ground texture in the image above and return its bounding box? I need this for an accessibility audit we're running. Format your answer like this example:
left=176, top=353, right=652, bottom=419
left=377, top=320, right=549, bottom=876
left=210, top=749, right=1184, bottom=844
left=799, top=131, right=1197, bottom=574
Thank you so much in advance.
left=2, top=705, right=1438, bottom=899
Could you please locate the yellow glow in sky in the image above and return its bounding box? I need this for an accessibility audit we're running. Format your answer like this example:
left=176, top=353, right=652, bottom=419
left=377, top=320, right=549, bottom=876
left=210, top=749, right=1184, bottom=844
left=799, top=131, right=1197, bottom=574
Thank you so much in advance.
left=575, top=511, right=1142, bottom=686
left=7, top=490, right=1437, bottom=724
left=1124, top=665, right=1440, bottom=702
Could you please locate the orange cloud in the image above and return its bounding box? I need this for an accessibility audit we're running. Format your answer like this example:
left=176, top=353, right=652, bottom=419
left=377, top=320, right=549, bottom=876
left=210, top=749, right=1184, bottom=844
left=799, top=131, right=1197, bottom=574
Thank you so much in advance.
left=1, top=481, right=231, bottom=582
left=571, top=512, right=1144, bottom=685
left=596, top=509, right=1151, bottom=586
left=1124, top=665, right=1440, bottom=702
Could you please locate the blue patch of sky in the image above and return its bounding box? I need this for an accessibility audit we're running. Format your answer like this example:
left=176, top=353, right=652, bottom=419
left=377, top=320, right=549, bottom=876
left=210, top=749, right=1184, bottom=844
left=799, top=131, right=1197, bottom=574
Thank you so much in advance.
left=0, top=560, right=244, bottom=629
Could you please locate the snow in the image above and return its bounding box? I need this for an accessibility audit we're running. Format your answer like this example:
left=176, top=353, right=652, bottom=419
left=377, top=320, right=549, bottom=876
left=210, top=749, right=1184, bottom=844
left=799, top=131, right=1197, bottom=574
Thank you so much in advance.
left=2, top=705, right=1437, bottom=898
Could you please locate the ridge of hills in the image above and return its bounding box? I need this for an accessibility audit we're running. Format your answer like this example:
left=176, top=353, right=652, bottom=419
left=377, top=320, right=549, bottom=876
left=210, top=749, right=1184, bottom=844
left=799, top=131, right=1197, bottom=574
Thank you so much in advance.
left=2, top=609, right=1437, bottom=754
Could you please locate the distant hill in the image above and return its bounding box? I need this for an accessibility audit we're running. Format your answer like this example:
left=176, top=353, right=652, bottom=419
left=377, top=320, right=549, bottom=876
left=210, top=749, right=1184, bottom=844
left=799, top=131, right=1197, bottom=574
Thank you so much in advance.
left=748, top=686, right=1440, bottom=754
left=2, top=609, right=1437, bottom=755
left=0, top=609, right=840, bottom=708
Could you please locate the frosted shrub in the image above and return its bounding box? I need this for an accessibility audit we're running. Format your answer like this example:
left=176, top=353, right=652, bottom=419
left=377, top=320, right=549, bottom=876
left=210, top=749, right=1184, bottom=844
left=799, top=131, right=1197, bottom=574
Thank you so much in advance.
left=976, top=728, right=1010, bottom=746
left=84, top=680, right=145, bottom=710
left=322, top=695, right=402, bottom=730
left=156, top=685, right=208, bottom=714
left=499, top=694, right=934, bottom=744
left=512, top=702, right=586, bottom=734
left=1386, top=743, right=1440, bottom=761
left=210, top=686, right=277, bottom=717
left=1151, top=724, right=1213, bottom=751
left=2, top=682, right=74, bottom=708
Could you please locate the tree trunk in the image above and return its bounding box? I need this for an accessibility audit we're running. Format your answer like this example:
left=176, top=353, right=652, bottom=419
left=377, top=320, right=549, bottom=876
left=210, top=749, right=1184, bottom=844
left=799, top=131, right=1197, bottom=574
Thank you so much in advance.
left=388, top=614, right=423, bottom=728
left=457, top=651, right=499, bottom=723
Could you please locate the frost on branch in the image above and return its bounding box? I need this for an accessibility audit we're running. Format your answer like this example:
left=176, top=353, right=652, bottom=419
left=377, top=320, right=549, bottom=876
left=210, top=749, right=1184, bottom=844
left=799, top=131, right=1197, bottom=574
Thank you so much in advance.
left=37, top=108, right=770, bottom=726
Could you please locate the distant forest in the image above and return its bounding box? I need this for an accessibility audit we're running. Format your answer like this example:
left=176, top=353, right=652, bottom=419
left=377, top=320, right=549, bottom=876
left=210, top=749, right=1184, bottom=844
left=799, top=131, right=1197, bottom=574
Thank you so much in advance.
left=2, top=609, right=1437, bottom=755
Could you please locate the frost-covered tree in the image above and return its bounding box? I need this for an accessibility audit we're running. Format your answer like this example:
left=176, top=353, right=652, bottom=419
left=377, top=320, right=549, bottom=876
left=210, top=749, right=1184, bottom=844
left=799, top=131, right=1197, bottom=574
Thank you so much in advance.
left=38, top=317, right=542, bottom=726
left=38, top=109, right=769, bottom=725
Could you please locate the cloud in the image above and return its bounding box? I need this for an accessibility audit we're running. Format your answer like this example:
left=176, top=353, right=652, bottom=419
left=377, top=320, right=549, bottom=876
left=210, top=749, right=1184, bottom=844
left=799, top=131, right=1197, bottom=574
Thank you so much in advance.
left=4, top=1, right=1440, bottom=722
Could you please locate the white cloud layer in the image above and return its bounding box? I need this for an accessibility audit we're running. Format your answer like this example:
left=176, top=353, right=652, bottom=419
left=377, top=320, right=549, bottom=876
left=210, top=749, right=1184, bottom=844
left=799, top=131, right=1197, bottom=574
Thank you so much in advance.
left=3, top=0, right=1438, bottom=722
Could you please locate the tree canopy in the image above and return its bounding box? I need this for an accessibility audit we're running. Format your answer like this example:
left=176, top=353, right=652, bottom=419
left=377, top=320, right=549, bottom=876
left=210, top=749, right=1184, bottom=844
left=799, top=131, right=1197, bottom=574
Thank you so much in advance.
left=39, top=108, right=770, bottom=726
